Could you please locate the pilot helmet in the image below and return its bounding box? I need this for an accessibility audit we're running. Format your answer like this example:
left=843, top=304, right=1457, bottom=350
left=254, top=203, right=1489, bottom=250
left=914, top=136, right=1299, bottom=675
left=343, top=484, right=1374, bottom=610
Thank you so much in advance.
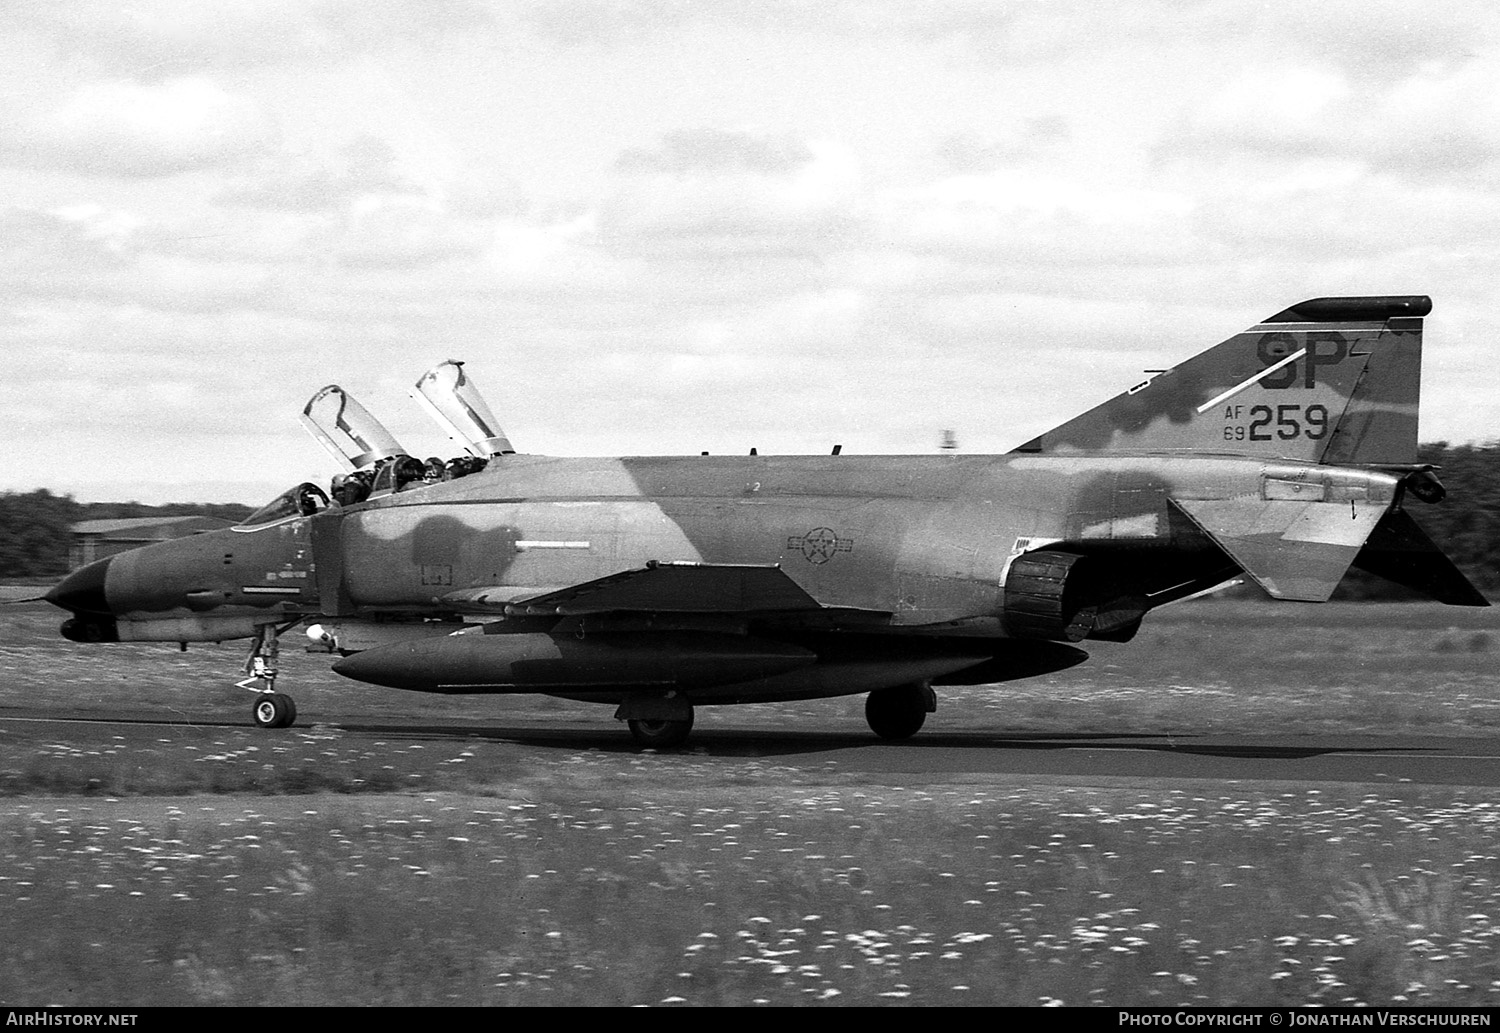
left=394, top=455, right=425, bottom=488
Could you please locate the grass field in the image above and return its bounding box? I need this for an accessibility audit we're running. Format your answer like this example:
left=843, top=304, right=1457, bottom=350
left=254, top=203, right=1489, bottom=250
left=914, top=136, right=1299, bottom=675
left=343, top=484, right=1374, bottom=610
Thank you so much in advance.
left=2, top=597, right=1499, bottom=1006
left=4, top=783, right=1498, bottom=1006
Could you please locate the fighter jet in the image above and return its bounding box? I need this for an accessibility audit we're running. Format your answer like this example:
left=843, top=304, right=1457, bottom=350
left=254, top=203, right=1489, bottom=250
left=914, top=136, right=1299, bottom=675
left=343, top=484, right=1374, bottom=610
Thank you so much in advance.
left=45, top=297, right=1486, bottom=746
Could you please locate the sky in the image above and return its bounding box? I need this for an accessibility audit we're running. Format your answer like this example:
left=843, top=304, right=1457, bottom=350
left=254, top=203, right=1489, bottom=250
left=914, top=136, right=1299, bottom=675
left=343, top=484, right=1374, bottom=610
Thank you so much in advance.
left=5, top=0, right=1500, bottom=505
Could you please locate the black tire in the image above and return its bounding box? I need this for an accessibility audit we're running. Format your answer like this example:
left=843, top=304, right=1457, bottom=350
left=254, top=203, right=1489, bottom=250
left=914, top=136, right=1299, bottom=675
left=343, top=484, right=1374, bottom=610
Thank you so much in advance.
left=628, top=714, right=694, bottom=748
left=252, top=693, right=296, bottom=729
left=865, top=684, right=927, bottom=740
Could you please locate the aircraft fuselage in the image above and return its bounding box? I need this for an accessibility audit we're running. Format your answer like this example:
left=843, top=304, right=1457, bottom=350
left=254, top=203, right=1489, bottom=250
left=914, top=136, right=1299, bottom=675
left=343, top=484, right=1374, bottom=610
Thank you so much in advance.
left=56, top=450, right=1398, bottom=642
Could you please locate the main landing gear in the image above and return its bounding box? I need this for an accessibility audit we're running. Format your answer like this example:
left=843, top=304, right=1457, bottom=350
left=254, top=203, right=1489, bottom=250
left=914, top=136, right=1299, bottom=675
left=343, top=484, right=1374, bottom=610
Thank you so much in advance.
left=865, top=682, right=936, bottom=740
left=617, top=693, right=694, bottom=748
left=237, top=623, right=298, bottom=729
left=627, top=713, right=695, bottom=749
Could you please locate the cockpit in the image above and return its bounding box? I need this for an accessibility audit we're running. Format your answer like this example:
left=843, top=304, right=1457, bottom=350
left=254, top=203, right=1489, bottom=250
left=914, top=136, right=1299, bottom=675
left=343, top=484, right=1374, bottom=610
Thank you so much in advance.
left=237, top=453, right=496, bottom=528
left=326, top=453, right=490, bottom=506
left=237, top=482, right=332, bottom=528
left=290, top=361, right=513, bottom=512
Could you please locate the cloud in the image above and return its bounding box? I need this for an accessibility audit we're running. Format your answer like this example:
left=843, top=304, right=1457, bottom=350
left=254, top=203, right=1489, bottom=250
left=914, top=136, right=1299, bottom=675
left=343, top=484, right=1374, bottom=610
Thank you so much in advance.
left=1184, top=67, right=1352, bottom=152
left=0, top=76, right=274, bottom=178
left=1168, top=56, right=1500, bottom=184
left=481, top=214, right=627, bottom=293
left=616, top=128, right=815, bottom=176
left=1369, top=60, right=1500, bottom=176
left=0, top=205, right=280, bottom=312
left=10, top=1, right=1491, bottom=83
left=216, top=136, right=418, bottom=212
left=7, top=1, right=331, bottom=73
left=940, top=1, right=1500, bottom=77
left=331, top=196, right=491, bottom=268
left=1193, top=174, right=1500, bottom=256
left=0, top=205, right=128, bottom=267
left=0, top=206, right=136, bottom=306
left=601, top=129, right=863, bottom=262
left=873, top=172, right=1199, bottom=268
left=213, top=135, right=513, bottom=268
left=1192, top=0, right=1500, bottom=80
left=5, top=0, right=550, bottom=73
left=934, top=119, right=1070, bottom=174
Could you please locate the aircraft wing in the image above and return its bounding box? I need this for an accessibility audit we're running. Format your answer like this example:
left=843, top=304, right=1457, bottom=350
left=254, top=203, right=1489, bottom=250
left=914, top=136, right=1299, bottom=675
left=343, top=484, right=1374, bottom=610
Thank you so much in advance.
left=462, top=562, right=833, bottom=618
left=438, top=585, right=571, bottom=613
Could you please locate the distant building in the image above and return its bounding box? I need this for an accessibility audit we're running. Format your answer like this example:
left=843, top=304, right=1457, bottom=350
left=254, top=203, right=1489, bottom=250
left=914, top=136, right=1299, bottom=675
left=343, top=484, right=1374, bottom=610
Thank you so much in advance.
left=69, top=516, right=236, bottom=570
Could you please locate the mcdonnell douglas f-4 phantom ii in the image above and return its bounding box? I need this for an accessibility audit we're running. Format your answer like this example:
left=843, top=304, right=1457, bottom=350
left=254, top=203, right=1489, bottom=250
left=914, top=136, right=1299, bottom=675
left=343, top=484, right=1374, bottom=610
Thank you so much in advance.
left=45, top=295, right=1487, bottom=746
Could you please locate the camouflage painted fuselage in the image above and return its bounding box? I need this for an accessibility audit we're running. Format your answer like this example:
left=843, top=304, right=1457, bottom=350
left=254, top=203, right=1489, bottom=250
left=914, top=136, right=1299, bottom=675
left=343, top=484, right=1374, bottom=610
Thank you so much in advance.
left=317, top=451, right=1341, bottom=621
left=56, top=449, right=1414, bottom=637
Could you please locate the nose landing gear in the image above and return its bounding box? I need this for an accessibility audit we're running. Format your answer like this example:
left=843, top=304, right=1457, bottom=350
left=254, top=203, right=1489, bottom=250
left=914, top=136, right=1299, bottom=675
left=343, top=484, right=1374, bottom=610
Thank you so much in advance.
left=251, top=692, right=298, bottom=729
left=237, top=623, right=299, bottom=729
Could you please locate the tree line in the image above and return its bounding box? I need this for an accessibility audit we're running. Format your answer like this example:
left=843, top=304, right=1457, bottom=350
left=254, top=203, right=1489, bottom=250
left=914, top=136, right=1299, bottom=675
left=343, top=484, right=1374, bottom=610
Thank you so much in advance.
left=0, top=490, right=251, bottom=579
left=1406, top=442, right=1500, bottom=593
left=1, top=444, right=1496, bottom=594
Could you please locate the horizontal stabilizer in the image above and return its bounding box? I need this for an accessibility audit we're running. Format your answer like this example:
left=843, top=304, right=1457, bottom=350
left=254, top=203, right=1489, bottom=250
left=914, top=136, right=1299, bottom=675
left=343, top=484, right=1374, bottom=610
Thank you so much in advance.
left=1173, top=498, right=1387, bottom=602
left=1350, top=509, right=1489, bottom=606
left=505, top=562, right=825, bottom=617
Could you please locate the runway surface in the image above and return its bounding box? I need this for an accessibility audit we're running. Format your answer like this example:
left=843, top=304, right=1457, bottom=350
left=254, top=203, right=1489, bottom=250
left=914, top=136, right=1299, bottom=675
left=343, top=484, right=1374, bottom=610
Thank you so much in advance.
left=3, top=707, right=1497, bottom=787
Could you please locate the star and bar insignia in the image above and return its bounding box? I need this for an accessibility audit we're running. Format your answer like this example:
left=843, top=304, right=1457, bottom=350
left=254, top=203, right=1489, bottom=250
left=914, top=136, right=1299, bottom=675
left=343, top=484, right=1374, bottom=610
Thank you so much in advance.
left=786, top=526, right=854, bottom=565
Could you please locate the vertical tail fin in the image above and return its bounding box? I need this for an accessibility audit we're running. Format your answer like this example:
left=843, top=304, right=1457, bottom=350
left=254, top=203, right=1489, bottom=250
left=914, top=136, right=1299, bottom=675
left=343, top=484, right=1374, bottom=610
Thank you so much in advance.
left=1014, top=296, right=1430, bottom=465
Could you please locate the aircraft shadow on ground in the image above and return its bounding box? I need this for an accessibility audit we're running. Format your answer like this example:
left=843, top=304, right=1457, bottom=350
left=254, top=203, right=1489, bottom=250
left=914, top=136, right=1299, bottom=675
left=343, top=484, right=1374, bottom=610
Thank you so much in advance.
left=336, top=721, right=1435, bottom=761
left=0, top=713, right=1440, bottom=763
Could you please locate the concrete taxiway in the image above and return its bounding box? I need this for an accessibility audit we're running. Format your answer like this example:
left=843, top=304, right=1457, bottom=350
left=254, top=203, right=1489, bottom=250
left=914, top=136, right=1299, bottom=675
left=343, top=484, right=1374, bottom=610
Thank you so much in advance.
left=2, top=709, right=1497, bottom=787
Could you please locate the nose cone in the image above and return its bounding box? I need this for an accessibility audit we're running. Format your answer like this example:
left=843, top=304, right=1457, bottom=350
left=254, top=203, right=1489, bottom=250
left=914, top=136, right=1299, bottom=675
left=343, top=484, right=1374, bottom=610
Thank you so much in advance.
left=45, top=557, right=112, bottom=615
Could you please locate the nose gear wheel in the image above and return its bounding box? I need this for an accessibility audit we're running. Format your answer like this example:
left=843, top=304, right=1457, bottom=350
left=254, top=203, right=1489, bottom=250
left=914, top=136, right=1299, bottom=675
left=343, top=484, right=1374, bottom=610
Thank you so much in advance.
left=252, top=693, right=297, bottom=729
